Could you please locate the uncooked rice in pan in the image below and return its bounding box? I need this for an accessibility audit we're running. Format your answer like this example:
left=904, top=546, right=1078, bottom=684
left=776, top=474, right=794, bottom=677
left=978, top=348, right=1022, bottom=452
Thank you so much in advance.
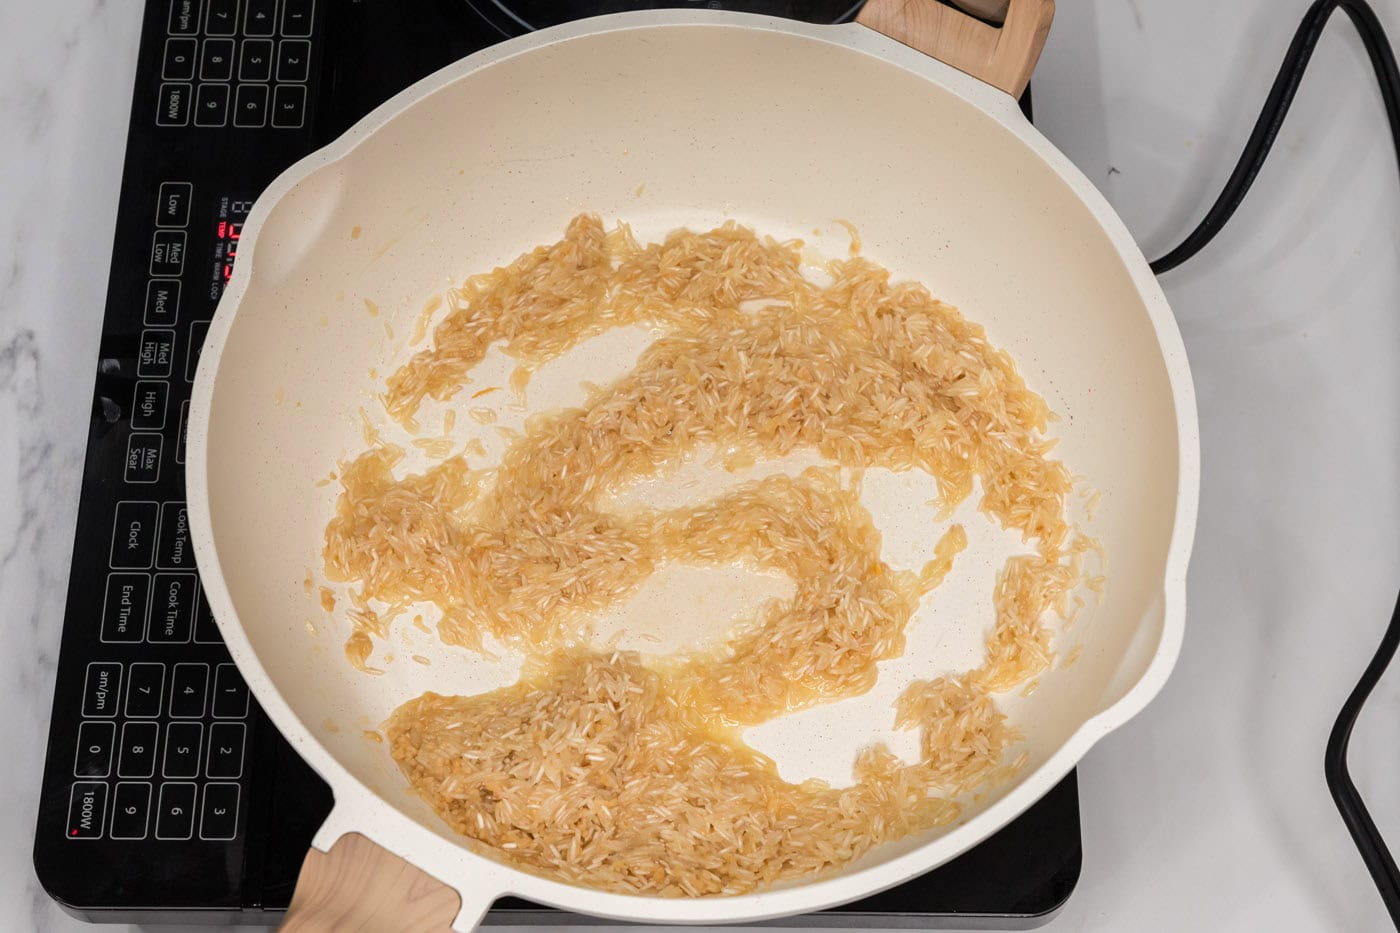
left=323, top=214, right=1096, bottom=896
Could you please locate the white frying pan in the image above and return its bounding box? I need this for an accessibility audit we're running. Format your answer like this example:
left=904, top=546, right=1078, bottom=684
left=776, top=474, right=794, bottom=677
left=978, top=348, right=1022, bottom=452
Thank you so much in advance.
left=187, top=1, right=1198, bottom=928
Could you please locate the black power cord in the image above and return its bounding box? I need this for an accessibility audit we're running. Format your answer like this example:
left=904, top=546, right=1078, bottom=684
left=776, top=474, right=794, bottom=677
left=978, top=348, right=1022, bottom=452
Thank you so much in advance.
left=1147, top=0, right=1400, bottom=924
left=1150, top=0, right=1400, bottom=274
left=1327, top=591, right=1400, bottom=925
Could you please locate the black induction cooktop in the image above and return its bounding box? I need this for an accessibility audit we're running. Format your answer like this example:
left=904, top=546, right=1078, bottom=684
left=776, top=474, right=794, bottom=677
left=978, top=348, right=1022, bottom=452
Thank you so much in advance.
left=34, top=1, right=1079, bottom=925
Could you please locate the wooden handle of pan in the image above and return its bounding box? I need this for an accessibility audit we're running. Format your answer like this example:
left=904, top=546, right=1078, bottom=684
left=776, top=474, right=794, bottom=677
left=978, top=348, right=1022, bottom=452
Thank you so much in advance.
left=281, top=833, right=462, bottom=932
left=856, top=0, right=1054, bottom=98
left=946, top=0, right=1010, bottom=20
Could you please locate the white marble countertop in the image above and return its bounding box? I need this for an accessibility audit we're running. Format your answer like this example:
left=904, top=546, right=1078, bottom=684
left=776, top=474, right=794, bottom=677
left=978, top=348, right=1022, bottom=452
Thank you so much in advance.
left=3, top=1, right=1399, bottom=930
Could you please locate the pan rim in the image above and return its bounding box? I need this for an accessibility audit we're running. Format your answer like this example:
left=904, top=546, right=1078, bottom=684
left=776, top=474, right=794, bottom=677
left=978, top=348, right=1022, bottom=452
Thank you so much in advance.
left=186, top=8, right=1199, bottom=925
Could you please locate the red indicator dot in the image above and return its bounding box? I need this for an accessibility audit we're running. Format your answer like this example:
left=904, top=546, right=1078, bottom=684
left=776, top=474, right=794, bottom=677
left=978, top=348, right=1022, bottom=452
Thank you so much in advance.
left=69, top=829, right=77, bottom=836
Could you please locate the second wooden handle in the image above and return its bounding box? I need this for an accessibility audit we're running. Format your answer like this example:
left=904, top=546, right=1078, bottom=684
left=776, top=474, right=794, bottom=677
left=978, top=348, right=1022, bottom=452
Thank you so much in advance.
left=856, top=0, right=1055, bottom=98
left=281, top=833, right=463, bottom=932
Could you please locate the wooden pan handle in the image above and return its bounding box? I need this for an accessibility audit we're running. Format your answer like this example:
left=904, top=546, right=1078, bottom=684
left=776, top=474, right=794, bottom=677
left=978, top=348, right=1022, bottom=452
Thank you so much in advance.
left=282, top=833, right=463, bottom=932
left=856, top=0, right=1054, bottom=98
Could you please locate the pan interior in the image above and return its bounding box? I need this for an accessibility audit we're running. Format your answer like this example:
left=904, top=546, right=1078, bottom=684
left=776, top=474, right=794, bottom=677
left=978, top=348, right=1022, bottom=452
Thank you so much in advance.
left=202, top=19, right=1182, bottom=888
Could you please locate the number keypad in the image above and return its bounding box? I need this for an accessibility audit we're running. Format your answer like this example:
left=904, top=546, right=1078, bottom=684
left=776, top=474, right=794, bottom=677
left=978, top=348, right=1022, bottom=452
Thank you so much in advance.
left=68, top=658, right=251, bottom=839
left=157, top=0, right=314, bottom=130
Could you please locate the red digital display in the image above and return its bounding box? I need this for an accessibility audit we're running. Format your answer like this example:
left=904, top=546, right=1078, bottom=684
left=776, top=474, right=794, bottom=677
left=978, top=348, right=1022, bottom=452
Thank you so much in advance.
left=211, top=198, right=254, bottom=298
left=218, top=219, right=242, bottom=285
